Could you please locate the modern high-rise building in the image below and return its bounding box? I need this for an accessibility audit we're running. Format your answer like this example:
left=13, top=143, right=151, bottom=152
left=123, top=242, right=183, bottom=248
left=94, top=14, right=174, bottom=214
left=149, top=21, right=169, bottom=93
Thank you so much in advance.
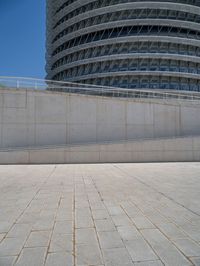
left=46, top=0, right=200, bottom=91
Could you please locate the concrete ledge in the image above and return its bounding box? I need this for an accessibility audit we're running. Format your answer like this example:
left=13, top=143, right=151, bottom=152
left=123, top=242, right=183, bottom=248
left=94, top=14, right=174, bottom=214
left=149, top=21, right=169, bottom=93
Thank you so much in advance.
left=0, top=136, right=199, bottom=164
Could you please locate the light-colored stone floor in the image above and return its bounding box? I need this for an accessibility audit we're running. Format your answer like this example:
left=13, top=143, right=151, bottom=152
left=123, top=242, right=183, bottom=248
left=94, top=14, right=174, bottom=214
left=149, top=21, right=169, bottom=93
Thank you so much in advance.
left=0, top=163, right=200, bottom=266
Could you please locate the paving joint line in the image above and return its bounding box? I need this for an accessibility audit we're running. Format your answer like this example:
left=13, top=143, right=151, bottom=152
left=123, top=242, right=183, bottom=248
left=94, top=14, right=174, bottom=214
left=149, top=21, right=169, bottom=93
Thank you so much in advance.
left=112, top=164, right=197, bottom=265
left=13, top=165, right=57, bottom=265
left=113, top=164, right=200, bottom=217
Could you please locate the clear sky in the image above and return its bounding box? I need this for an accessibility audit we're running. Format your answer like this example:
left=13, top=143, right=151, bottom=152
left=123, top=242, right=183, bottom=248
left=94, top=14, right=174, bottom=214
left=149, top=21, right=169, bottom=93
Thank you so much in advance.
left=0, top=0, right=46, bottom=79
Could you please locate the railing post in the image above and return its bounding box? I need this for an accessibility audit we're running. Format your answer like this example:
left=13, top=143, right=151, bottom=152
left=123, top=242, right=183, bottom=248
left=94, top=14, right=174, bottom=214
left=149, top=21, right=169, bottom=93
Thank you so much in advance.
left=17, top=80, right=19, bottom=89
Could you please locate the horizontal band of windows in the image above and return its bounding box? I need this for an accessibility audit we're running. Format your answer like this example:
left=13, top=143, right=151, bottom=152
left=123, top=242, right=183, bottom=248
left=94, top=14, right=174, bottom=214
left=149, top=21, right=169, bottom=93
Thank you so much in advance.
left=53, top=71, right=200, bottom=83
left=53, top=74, right=200, bottom=91
left=55, top=0, right=200, bottom=19
left=52, top=19, right=200, bottom=52
left=53, top=9, right=200, bottom=43
left=80, top=80, right=200, bottom=91
left=52, top=44, right=200, bottom=70
left=52, top=26, right=200, bottom=57
left=54, top=60, right=200, bottom=79
left=53, top=7, right=200, bottom=42
left=49, top=36, right=200, bottom=66
left=51, top=56, right=200, bottom=79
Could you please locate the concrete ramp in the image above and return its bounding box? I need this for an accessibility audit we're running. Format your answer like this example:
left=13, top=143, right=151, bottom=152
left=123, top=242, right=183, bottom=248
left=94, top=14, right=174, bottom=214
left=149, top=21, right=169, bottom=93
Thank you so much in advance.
left=0, top=136, right=199, bottom=164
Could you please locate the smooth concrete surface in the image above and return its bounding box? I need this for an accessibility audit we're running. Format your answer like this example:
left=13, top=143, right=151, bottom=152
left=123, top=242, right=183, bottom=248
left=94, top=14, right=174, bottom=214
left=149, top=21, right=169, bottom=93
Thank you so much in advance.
left=0, top=163, right=200, bottom=265
left=0, top=135, right=200, bottom=164
left=1, top=88, right=200, bottom=150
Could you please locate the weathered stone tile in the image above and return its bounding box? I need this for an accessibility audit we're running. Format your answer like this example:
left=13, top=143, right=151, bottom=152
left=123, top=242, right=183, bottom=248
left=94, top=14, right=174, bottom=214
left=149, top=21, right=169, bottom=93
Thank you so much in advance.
left=45, top=252, right=73, bottom=266
left=76, top=244, right=103, bottom=265
left=60, top=198, right=73, bottom=209
left=103, top=247, right=134, bottom=266
left=53, top=220, right=73, bottom=235
left=75, top=208, right=91, bottom=218
left=95, top=219, right=116, bottom=232
left=40, top=209, right=57, bottom=218
left=76, top=215, right=94, bottom=228
left=32, top=219, right=54, bottom=231
left=181, top=224, right=200, bottom=242
left=125, top=238, right=158, bottom=262
left=131, top=216, right=155, bottom=229
left=134, top=261, right=164, bottom=266
left=124, top=208, right=143, bottom=218
left=25, top=231, right=51, bottom=247
left=49, top=234, right=73, bottom=252
left=0, top=163, right=200, bottom=266
left=112, top=215, right=132, bottom=226
left=92, top=210, right=110, bottom=220
left=76, top=228, right=98, bottom=245
left=16, top=212, right=39, bottom=224
left=15, top=247, right=47, bottom=266
left=0, top=256, right=17, bottom=266
left=141, top=229, right=192, bottom=266
left=157, top=223, right=187, bottom=239
left=173, top=239, right=200, bottom=257
left=90, top=202, right=105, bottom=210
left=107, top=206, right=125, bottom=216
left=190, top=256, right=200, bottom=266
left=117, top=226, right=141, bottom=240
left=144, top=211, right=169, bottom=225
left=0, top=237, right=25, bottom=256
left=26, top=205, right=44, bottom=213
left=56, top=210, right=73, bottom=221
left=98, top=231, right=124, bottom=249
left=75, top=200, right=89, bottom=209
left=0, top=221, right=13, bottom=234
left=7, top=224, right=31, bottom=238
left=0, top=234, right=5, bottom=243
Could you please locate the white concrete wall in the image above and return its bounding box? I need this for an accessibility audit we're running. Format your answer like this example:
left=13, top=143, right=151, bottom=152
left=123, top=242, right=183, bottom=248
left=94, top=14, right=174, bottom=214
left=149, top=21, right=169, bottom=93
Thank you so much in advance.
left=0, top=88, right=200, bottom=149
left=0, top=136, right=199, bottom=164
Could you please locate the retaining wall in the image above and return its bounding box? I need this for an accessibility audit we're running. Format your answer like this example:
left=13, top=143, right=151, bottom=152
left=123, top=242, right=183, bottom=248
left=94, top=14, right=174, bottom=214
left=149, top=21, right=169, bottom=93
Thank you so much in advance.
left=0, top=136, right=199, bottom=164
left=0, top=88, right=200, bottom=149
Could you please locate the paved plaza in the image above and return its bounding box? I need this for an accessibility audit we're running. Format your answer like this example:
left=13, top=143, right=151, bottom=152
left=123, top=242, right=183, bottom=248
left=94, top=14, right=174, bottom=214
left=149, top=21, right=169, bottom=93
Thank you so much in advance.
left=0, top=163, right=200, bottom=266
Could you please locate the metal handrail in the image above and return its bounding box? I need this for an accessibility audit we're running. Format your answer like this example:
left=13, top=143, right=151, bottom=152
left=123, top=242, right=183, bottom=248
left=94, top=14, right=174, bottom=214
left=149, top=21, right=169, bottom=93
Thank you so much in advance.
left=0, top=76, right=200, bottom=102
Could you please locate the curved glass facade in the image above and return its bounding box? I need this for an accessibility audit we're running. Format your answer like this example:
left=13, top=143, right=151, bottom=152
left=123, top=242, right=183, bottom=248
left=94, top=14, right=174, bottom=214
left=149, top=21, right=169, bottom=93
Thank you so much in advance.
left=46, top=0, right=200, bottom=91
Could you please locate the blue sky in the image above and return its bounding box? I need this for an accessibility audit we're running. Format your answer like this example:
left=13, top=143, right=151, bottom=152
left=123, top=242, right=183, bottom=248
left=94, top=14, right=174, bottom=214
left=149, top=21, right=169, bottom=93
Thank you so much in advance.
left=0, top=0, right=46, bottom=78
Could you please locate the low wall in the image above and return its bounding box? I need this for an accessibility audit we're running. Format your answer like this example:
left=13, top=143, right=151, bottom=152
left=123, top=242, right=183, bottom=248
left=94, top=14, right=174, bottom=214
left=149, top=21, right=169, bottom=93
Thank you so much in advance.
left=0, top=88, right=200, bottom=149
left=0, top=136, right=199, bottom=164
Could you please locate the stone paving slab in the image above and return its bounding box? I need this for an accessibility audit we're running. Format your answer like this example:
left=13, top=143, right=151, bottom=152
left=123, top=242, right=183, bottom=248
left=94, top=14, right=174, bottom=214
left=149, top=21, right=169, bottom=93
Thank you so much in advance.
left=0, top=163, right=199, bottom=266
